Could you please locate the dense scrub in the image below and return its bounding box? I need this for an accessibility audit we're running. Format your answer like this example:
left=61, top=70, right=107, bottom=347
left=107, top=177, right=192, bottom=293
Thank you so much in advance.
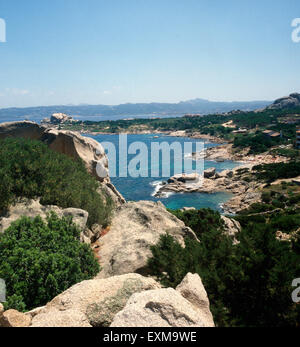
left=0, top=213, right=100, bottom=311
left=148, top=208, right=300, bottom=327
left=233, top=132, right=283, bottom=154
left=169, top=208, right=224, bottom=239
left=62, top=106, right=300, bottom=138
left=0, top=138, right=113, bottom=227
left=253, top=161, right=300, bottom=183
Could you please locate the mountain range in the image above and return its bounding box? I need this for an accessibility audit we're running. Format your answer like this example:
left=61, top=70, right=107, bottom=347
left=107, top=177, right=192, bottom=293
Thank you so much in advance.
left=0, top=98, right=271, bottom=123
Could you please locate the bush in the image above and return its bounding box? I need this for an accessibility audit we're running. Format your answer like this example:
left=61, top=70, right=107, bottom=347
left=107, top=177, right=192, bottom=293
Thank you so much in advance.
left=233, top=133, right=282, bottom=155
left=0, top=138, right=113, bottom=227
left=261, top=192, right=271, bottom=204
left=253, top=161, right=300, bottom=183
left=168, top=208, right=224, bottom=239
left=0, top=213, right=100, bottom=311
left=148, top=209, right=300, bottom=327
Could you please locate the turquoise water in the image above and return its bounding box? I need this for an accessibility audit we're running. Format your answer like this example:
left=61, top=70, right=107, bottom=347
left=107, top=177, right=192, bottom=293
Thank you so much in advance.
left=89, top=134, right=240, bottom=212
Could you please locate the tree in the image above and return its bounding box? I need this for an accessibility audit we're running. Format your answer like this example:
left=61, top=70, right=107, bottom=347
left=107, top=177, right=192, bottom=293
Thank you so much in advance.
left=0, top=213, right=100, bottom=311
left=148, top=208, right=300, bottom=327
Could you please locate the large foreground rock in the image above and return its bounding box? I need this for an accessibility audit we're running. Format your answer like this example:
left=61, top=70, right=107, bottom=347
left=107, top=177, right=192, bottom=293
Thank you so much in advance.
left=29, top=273, right=214, bottom=328
left=31, top=273, right=160, bottom=327
left=176, top=273, right=214, bottom=327
left=0, top=121, right=45, bottom=140
left=0, top=121, right=125, bottom=205
left=111, top=273, right=214, bottom=327
left=96, top=201, right=199, bottom=278
left=111, top=287, right=214, bottom=327
left=0, top=309, right=32, bottom=327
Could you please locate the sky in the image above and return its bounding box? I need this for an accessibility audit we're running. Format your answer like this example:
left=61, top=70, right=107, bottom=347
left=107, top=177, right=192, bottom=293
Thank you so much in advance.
left=0, top=0, right=299, bottom=108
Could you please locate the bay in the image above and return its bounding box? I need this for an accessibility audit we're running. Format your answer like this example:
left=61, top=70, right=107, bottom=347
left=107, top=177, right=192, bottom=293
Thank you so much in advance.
left=89, top=134, right=240, bottom=212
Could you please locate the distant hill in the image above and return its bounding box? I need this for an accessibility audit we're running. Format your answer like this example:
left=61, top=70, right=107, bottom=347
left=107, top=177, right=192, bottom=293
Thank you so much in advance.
left=0, top=98, right=271, bottom=123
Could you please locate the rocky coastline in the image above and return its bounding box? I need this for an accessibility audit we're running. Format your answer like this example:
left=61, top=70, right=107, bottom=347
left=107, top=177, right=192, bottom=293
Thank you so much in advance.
left=154, top=142, right=288, bottom=214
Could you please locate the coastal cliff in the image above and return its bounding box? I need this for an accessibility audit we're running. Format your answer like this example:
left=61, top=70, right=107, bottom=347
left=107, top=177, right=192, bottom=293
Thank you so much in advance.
left=0, top=121, right=125, bottom=205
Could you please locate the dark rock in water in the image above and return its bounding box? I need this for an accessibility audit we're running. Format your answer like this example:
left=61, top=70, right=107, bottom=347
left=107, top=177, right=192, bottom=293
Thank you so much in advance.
left=204, top=167, right=216, bottom=178
left=177, top=176, right=186, bottom=183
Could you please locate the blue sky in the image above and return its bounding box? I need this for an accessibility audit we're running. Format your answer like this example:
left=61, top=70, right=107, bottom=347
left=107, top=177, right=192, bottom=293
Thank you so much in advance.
left=0, top=0, right=299, bottom=108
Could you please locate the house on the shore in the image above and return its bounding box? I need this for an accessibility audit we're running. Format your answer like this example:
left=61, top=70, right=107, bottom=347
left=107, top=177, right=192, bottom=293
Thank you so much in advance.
left=262, top=129, right=281, bottom=138
left=232, top=128, right=248, bottom=134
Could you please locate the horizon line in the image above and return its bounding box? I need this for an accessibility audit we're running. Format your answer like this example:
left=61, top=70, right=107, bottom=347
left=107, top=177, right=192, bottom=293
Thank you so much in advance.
left=0, top=97, right=275, bottom=111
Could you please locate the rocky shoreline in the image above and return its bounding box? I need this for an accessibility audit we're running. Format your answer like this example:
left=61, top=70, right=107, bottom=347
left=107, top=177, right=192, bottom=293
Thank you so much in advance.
left=71, top=126, right=287, bottom=214
left=79, top=128, right=226, bottom=144
left=154, top=142, right=288, bottom=213
left=154, top=166, right=263, bottom=214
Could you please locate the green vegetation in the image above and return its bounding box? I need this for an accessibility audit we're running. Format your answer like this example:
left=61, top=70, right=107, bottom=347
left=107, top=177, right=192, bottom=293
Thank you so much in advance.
left=0, top=213, right=100, bottom=311
left=233, top=132, right=283, bottom=154
left=148, top=208, right=300, bottom=327
left=270, top=147, right=299, bottom=159
left=0, top=138, right=113, bottom=227
left=253, top=161, right=300, bottom=183
left=61, top=106, right=300, bottom=156
left=169, top=208, right=224, bottom=239
left=62, top=106, right=300, bottom=137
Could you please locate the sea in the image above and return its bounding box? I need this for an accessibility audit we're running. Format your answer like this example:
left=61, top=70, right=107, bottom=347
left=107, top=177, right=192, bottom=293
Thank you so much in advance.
left=0, top=114, right=241, bottom=212
left=88, top=134, right=241, bottom=212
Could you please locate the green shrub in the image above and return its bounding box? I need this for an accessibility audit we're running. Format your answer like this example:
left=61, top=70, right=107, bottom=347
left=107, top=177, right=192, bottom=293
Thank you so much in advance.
left=0, top=138, right=113, bottom=227
left=253, top=161, right=300, bottom=183
left=233, top=133, right=282, bottom=155
left=168, top=208, right=224, bottom=239
left=261, top=192, right=271, bottom=203
left=148, top=208, right=300, bottom=327
left=0, top=213, right=100, bottom=311
left=271, top=199, right=285, bottom=209
left=269, top=214, right=300, bottom=233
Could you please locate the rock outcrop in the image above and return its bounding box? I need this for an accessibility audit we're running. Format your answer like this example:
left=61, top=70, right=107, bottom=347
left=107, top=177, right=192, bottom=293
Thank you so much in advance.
left=41, top=128, right=109, bottom=182
left=111, top=273, right=214, bottom=327
left=50, top=113, right=74, bottom=124
left=0, top=121, right=125, bottom=205
left=204, top=167, right=216, bottom=178
left=266, top=93, right=300, bottom=110
left=0, top=198, right=99, bottom=244
left=0, top=309, right=32, bottom=327
left=0, top=121, right=45, bottom=140
left=175, top=273, right=215, bottom=326
left=31, top=273, right=161, bottom=327
left=192, top=144, right=233, bottom=162
left=221, top=216, right=241, bottom=237
left=156, top=173, right=203, bottom=197
left=111, top=288, right=206, bottom=327
left=156, top=164, right=264, bottom=213
left=24, top=273, right=215, bottom=328
left=96, top=201, right=199, bottom=279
